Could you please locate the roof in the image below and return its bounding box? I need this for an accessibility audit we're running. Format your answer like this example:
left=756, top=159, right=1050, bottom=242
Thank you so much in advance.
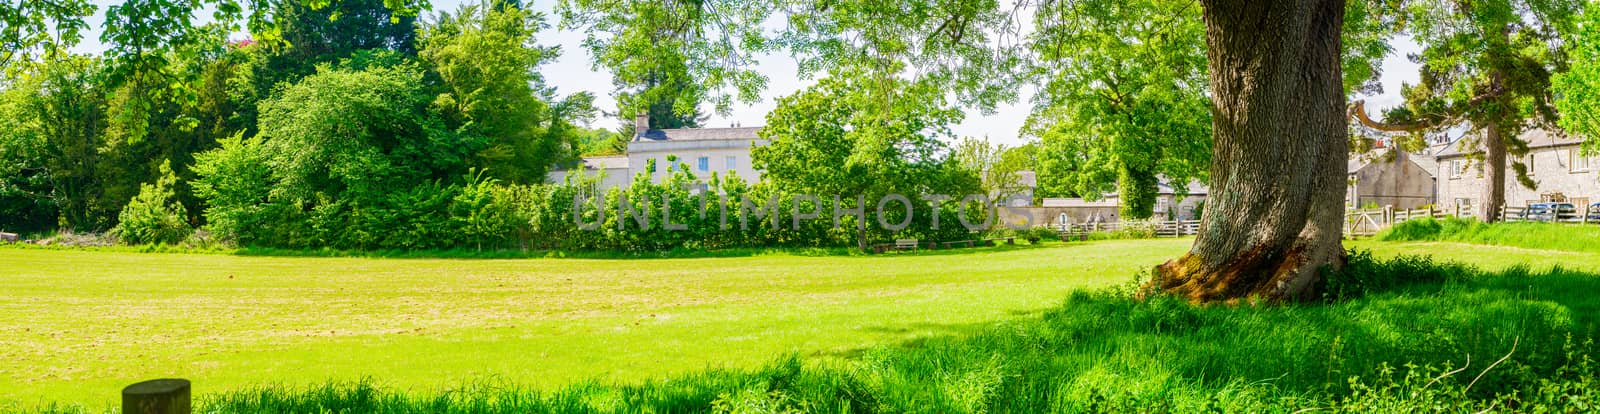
left=1159, top=179, right=1208, bottom=196
left=1410, top=143, right=1447, bottom=175
left=636, top=127, right=764, bottom=142
left=1016, top=170, right=1037, bottom=187
left=1041, top=198, right=1119, bottom=207
left=1348, top=147, right=1395, bottom=173
left=1436, top=129, right=1581, bottom=159
left=1348, top=157, right=1372, bottom=174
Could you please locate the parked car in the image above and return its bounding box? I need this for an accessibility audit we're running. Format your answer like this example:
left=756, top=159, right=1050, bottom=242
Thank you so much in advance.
left=1589, top=203, right=1600, bottom=221
left=1523, top=202, right=1577, bottom=221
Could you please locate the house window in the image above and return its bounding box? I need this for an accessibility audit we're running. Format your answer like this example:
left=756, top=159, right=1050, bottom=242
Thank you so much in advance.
left=726, top=155, right=737, bottom=171
left=1455, top=198, right=1474, bottom=210
left=1524, top=153, right=1535, bottom=176
left=1572, top=152, right=1598, bottom=173
left=1449, top=160, right=1465, bottom=179
left=697, top=156, right=710, bottom=172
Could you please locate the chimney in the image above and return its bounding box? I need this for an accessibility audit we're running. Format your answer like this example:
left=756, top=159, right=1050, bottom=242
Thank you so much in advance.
left=634, top=113, right=649, bottom=140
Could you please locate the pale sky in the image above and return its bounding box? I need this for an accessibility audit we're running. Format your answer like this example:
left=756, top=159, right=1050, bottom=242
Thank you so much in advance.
left=71, top=0, right=1424, bottom=147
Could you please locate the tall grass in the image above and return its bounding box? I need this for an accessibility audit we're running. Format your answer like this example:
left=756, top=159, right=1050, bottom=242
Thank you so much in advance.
left=20, top=251, right=1598, bottom=413
left=1378, top=217, right=1600, bottom=253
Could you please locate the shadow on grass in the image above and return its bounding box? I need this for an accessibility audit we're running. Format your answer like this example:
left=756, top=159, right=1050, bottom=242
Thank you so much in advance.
left=23, top=251, right=1599, bottom=413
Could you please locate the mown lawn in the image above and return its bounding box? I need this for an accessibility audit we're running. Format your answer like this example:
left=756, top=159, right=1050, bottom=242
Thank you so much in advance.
left=1, top=240, right=1171, bottom=409
left=1, top=238, right=1596, bottom=411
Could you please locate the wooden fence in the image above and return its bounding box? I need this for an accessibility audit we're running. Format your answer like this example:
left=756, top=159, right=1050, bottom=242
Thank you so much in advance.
left=1056, top=220, right=1202, bottom=238
left=1344, top=204, right=1600, bottom=237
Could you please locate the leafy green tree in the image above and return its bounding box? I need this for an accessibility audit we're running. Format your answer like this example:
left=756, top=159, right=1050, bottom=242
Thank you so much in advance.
left=251, top=0, right=422, bottom=102
left=0, top=0, right=94, bottom=69
left=754, top=73, right=968, bottom=250
left=1373, top=0, right=1578, bottom=221
left=951, top=137, right=1033, bottom=206
left=420, top=0, right=595, bottom=183
left=112, top=160, right=192, bottom=244
left=190, top=133, right=274, bottom=245
left=557, top=0, right=772, bottom=118
left=0, top=80, right=57, bottom=232
left=195, top=63, right=478, bottom=248
left=257, top=63, right=470, bottom=203
left=1026, top=0, right=1212, bottom=220
left=1555, top=2, right=1599, bottom=147
left=6, top=55, right=115, bottom=231
left=573, top=126, right=627, bottom=156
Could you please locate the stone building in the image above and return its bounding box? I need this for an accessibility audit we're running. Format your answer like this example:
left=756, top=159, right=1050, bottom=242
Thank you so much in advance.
left=1434, top=129, right=1600, bottom=216
left=1346, top=145, right=1437, bottom=210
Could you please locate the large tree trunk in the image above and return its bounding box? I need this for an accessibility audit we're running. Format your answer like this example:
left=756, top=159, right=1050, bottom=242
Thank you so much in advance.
left=1481, top=122, right=1507, bottom=222
left=1150, top=0, right=1349, bottom=304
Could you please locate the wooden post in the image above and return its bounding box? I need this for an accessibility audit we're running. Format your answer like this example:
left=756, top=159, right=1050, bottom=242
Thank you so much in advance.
left=124, top=379, right=190, bottom=414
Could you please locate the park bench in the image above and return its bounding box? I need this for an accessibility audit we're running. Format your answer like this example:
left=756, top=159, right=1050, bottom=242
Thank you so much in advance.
left=0, top=232, right=17, bottom=243
left=894, top=239, right=920, bottom=252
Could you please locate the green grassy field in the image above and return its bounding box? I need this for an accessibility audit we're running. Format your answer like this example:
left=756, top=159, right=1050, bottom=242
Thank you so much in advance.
left=0, top=241, right=1164, bottom=409
left=2, top=238, right=1597, bottom=411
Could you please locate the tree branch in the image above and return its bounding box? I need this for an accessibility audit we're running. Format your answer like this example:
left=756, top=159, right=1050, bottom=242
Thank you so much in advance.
left=1347, top=100, right=1430, bottom=132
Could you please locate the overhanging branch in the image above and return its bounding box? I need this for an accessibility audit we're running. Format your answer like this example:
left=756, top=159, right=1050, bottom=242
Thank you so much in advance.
left=1347, top=100, right=1430, bottom=133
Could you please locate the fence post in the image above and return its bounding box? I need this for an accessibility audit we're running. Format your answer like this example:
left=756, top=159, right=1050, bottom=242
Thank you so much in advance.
left=124, top=379, right=190, bottom=414
left=1585, top=204, right=1591, bottom=225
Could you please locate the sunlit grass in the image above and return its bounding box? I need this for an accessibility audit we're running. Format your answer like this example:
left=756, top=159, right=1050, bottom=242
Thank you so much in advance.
left=4, top=237, right=1597, bottom=412
left=0, top=240, right=1169, bottom=409
left=1376, top=217, right=1600, bottom=253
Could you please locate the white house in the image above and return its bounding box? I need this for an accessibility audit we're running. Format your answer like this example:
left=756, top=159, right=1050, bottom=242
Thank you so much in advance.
left=551, top=115, right=767, bottom=190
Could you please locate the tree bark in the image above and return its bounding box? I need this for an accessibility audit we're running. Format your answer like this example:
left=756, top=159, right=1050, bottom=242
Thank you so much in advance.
left=1481, top=122, right=1507, bottom=222
left=1150, top=0, right=1349, bottom=303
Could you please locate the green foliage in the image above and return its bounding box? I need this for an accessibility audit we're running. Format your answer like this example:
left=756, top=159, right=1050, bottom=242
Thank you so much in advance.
left=557, top=0, right=772, bottom=116
left=189, top=133, right=272, bottom=245
left=1025, top=0, right=1211, bottom=220
left=111, top=161, right=191, bottom=245
left=0, top=0, right=94, bottom=69
left=1321, top=249, right=1472, bottom=302
left=754, top=73, right=979, bottom=248
left=4, top=55, right=117, bottom=231
left=0, top=79, right=57, bottom=232
left=1555, top=2, right=1600, bottom=147
left=952, top=137, right=1033, bottom=206
left=1017, top=226, right=1060, bottom=244
left=572, top=127, right=626, bottom=156
left=420, top=0, right=595, bottom=183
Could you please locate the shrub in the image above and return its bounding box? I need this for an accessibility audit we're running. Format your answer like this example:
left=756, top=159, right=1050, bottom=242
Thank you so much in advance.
left=111, top=162, right=192, bottom=245
left=1321, top=249, right=1474, bottom=302
left=1019, top=226, right=1059, bottom=244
